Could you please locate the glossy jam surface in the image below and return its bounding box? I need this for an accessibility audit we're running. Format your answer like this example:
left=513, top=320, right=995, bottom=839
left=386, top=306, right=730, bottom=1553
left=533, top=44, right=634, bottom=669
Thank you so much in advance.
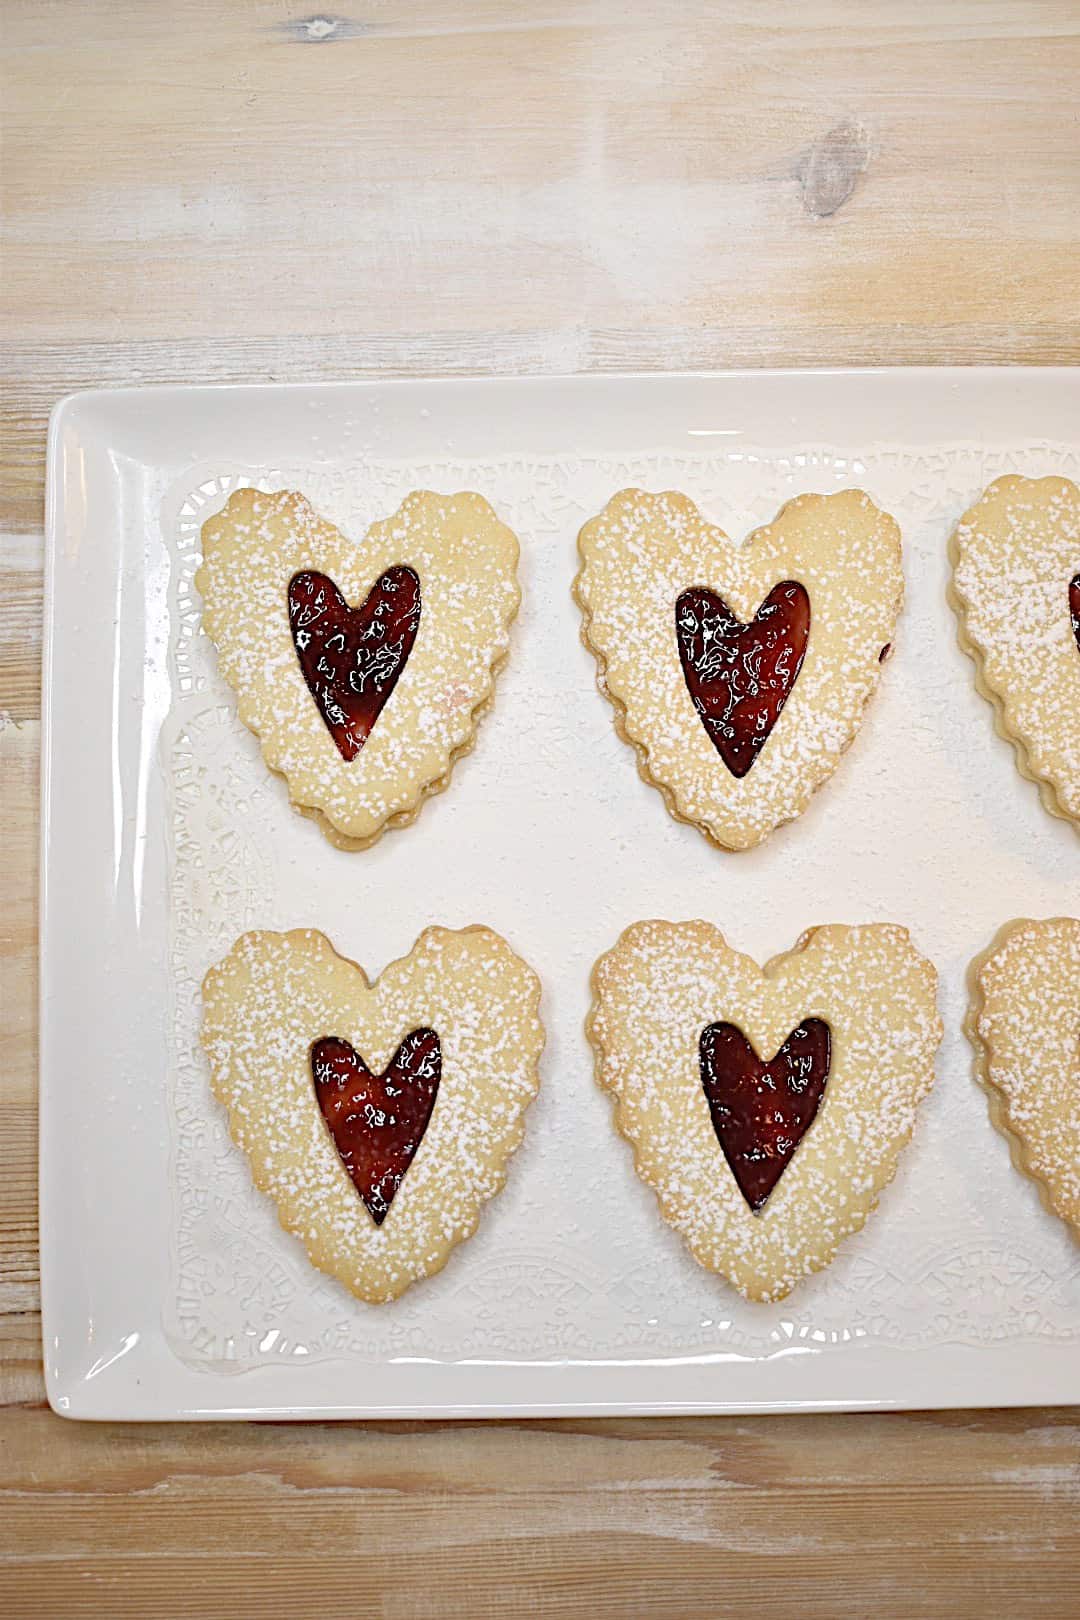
left=1071, top=574, right=1080, bottom=654
left=699, top=1018, right=831, bottom=1212
left=676, top=582, right=810, bottom=778
left=311, top=1029, right=441, bottom=1224
left=288, top=567, right=421, bottom=761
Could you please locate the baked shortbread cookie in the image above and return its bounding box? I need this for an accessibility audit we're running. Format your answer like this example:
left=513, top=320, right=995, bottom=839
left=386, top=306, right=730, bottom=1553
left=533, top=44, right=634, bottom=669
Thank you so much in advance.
left=201, top=926, right=543, bottom=1302
left=950, top=475, right=1080, bottom=829
left=588, top=921, right=941, bottom=1302
left=197, top=488, right=521, bottom=848
left=966, top=918, right=1080, bottom=1236
left=574, top=489, right=903, bottom=850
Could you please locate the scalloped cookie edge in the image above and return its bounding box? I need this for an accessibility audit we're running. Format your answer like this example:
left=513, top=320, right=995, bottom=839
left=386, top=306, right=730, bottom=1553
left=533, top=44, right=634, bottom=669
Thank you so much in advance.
left=585, top=919, right=939, bottom=1304
left=201, top=924, right=545, bottom=1303
left=573, top=489, right=902, bottom=854
left=196, top=488, right=522, bottom=850
left=948, top=476, right=1080, bottom=836
left=964, top=917, right=1080, bottom=1239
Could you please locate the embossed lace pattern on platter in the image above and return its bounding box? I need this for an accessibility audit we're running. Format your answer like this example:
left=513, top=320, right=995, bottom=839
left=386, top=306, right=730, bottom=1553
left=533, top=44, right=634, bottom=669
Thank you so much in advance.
left=164, top=445, right=1080, bottom=1371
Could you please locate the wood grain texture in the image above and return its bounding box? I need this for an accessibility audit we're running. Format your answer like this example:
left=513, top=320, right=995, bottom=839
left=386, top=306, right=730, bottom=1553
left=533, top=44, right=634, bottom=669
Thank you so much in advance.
left=1, top=1403, right=1079, bottom=1617
left=2, top=0, right=1080, bottom=1614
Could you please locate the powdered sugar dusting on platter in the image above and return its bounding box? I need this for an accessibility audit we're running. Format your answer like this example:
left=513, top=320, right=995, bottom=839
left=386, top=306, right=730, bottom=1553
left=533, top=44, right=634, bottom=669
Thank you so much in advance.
left=162, top=435, right=1080, bottom=1372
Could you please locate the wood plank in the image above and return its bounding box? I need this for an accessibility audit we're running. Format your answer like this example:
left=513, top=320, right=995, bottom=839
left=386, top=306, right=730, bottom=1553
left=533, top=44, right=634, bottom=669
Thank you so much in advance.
left=3, top=1550, right=1069, bottom=1620
left=4, top=1400, right=1079, bottom=1496
left=0, top=718, right=38, bottom=1112
left=1, top=1540, right=1072, bottom=1620
left=0, top=533, right=43, bottom=717
left=2, top=4, right=1080, bottom=346
left=0, top=719, right=40, bottom=1408
left=6, top=4, right=1078, bottom=342
left=0, top=1405, right=1078, bottom=1615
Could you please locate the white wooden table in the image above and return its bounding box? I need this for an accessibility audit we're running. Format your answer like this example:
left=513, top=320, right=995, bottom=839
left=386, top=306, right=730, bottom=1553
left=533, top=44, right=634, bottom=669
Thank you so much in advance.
left=2, top=3, right=1079, bottom=1613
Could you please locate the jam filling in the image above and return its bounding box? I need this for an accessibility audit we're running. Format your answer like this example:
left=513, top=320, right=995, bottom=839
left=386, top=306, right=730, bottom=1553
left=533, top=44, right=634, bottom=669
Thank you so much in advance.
left=288, top=567, right=421, bottom=761
left=311, top=1029, right=441, bottom=1225
left=1071, top=574, right=1080, bottom=655
left=676, top=581, right=810, bottom=779
left=699, top=1018, right=831, bottom=1212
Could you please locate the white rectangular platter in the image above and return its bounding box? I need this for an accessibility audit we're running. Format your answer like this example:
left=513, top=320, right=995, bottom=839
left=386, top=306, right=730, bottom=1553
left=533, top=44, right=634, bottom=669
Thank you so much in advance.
left=41, top=369, right=1080, bottom=1419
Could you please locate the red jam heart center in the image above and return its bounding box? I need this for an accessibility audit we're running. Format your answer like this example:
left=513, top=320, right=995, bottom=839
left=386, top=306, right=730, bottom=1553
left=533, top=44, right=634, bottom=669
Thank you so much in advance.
left=676, top=581, right=810, bottom=778
left=311, top=1029, right=440, bottom=1225
left=288, top=567, right=421, bottom=762
left=1071, top=574, right=1080, bottom=655
left=699, top=1019, right=831, bottom=1212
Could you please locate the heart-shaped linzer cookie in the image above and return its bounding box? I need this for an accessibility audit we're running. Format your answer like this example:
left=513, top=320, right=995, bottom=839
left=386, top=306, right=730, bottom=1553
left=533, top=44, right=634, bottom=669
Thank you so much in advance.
left=588, top=920, right=941, bottom=1302
left=576, top=490, right=902, bottom=850
left=676, top=582, right=810, bottom=778
left=197, top=489, right=521, bottom=849
left=951, top=475, right=1080, bottom=831
left=967, top=918, right=1080, bottom=1237
left=289, top=567, right=421, bottom=762
left=201, top=926, right=543, bottom=1303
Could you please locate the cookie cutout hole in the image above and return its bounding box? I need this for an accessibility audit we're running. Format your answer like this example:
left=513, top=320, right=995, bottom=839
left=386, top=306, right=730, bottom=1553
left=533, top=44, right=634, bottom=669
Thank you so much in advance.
left=1070, top=574, right=1080, bottom=655
left=699, top=1019, right=831, bottom=1212
left=675, top=581, right=810, bottom=778
left=311, top=1029, right=441, bottom=1224
left=288, top=566, right=421, bottom=761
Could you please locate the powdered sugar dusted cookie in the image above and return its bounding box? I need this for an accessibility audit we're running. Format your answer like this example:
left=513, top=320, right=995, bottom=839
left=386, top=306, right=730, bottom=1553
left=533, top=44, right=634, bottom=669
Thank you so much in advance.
left=950, top=475, right=1080, bottom=829
left=967, top=918, right=1080, bottom=1236
left=196, top=488, right=521, bottom=848
left=588, top=921, right=941, bottom=1302
left=574, top=489, right=903, bottom=850
left=201, top=926, right=543, bottom=1302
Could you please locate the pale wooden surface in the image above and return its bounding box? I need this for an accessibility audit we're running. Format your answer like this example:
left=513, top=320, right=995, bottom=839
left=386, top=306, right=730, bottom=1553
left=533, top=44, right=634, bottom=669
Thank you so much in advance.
left=2, top=2, right=1080, bottom=1614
